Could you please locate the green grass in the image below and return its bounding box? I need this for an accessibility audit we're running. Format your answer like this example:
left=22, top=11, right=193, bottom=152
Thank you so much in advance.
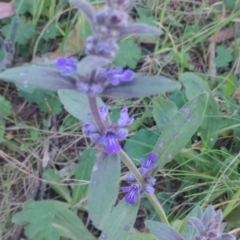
left=1, top=0, right=240, bottom=239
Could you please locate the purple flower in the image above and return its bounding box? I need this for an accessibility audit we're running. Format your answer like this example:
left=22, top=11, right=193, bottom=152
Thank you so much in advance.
left=105, top=67, right=134, bottom=86
left=122, top=184, right=141, bottom=205
left=122, top=153, right=158, bottom=205
left=55, top=57, right=77, bottom=76
left=83, top=107, right=133, bottom=154
left=189, top=205, right=236, bottom=240
left=140, top=153, right=158, bottom=171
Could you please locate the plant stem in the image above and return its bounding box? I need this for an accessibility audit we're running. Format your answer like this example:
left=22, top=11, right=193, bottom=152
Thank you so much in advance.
left=88, top=95, right=169, bottom=225
left=88, top=95, right=106, bottom=132
left=119, top=149, right=169, bottom=226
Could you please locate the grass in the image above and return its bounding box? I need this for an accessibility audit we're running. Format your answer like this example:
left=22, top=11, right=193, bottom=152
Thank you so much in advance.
left=1, top=0, right=240, bottom=239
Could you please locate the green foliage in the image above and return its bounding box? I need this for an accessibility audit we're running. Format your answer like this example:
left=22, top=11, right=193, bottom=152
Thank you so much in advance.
left=0, top=96, right=12, bottom=117
left=124, top=129, right=159, bottom=163
left=88, top=152, right=120, bottom=229
left=58, top=90, right=104, bottom=123
left=113, top=39, right=142, bottom=69
left=12, top=200, right=96, bottom=240
left=153, top=96, right=178, bottom=132
left=72, top=148, right=96, bottom=206
left=39, top=95, right=63, bottom=114
left=214, top=45, right=233, bottom=68
left=43, top=168, right=72, bottom=203
left=18, top=88, right=52, bottom=103
left=100, top=200, right=139, bottom=240
left=153, top=92, right=209, bottom=168
left=42, top=24, right=58, bottom=40
left=142, top=192, right=173, bottom=221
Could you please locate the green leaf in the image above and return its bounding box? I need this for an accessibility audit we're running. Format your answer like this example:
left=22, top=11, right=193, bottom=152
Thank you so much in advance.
left=180, top=72, right=219, bottom=146
left=88, top=152, right=120, bottom=229
left=18, top=88, right=52, bottom=103
left=42, top=168, right=72, bottom=203
left=42, top=24, right=58, bottom=40
left=127, top=233, right=155, bottom=240
left=0, top=65, right=76, bottom=91
left=103, top=76, right=181, bottom=99
left=58, top=90, right=104, bottom=124
left=39, top=95, right=63, bottom=114
left=100, top=200, right=139, bottom=240
left=15, top=23, right=34, bottom=45
left=153, top=96, right=178, bottom=131
left=113, top=39, right=142, bottom=69
left=0, top=96, right=12, bottom=117
left=145, top=221, right=184, bottom=240
left=124, top=129, right=159, bottom=164
left=0, top=119, right=5, bottom=143
left=153, top=92, right=209, bottom=168
left=214, top=45, right=233, bottom=68
left=72, top=148, right=96, bottom=206
left=12, top=200, right=96, bottom=240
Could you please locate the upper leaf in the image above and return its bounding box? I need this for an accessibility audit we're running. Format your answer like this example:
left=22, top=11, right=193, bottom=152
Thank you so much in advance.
left=102, top=75, right=181, bottom=98
left=0, top=65, right=76, bottom=90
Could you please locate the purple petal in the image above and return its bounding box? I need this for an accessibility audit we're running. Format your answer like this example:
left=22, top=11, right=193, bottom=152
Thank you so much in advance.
left=83, top=123, right=97, bottom=135
left=77, top=83, right=89, bottom=93
left=89, top=133, right=101, bottom=142
left=117, top=108, right=134, bottom=127
left=121, top=70, right=134, bottom=81
left=104, top=135, right=121, bottom=154
left=148, top=153, right=158, bottom=162
left=214, top=210, right=223, bottom=223
left=125, top=173, right=136, bottom=182
left=147, top=177, right=156, bottom=186
left=114, top=128, right=128, bottom=140
left=189, top=217, right=203, bottom=234
left=55, top=57, right=67, bottom=68
left=99, top=106, right=110, bottom=121
left=207, top=231, right=218, bottom=238
left=221, top=233, right=236, bottom=240
left=90, top=84, right=103, bottom=94
left=124, top=184, right=140, bottom=205
left=122, top=186, right=133, bottom=192
left=144, top=185, right=155, bottom=195
left=202, top=205, right=215, bottom=226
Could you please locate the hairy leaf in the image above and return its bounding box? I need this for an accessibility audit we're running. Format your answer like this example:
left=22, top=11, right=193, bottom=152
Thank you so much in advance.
left=0, top=119, right=5, bottom=143
left=58, top=90, right=104, bottom=124
left=12, top=200, right=96, bottom=240
left=180, top=72, right=219, bottom=146
left=145, top=220, right=184, bottom=240
left=153, top=96, right=178, bottom=131
left=88, top=152, right=120, bottom=229
left=127, top=233, right=155, bottom=240
left=72, top=148, right=96, bottom=206
left=103, top=76, right=181, bottom=98
left=100, top=200, right=139, bottom=240
left=0, top=65, right=76, bottom=90
left=43, top=168, right=72, bottom=203
left=153, top=92, right=209, bottom=168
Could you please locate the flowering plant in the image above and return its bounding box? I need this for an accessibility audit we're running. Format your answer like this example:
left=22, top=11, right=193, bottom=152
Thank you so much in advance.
left=0, top=1, right=236, bottom=240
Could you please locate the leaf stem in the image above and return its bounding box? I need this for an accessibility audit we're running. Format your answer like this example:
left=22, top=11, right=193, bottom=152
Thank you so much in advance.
left=88, top=95, right=169, bottom=225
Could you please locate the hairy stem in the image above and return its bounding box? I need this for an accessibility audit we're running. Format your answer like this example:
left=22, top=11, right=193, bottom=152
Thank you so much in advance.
left=88, top=95, right=169, bottom=225
left=88, top=95, right=106, bottom=132
left=119, top=149, right=169, bottom=226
